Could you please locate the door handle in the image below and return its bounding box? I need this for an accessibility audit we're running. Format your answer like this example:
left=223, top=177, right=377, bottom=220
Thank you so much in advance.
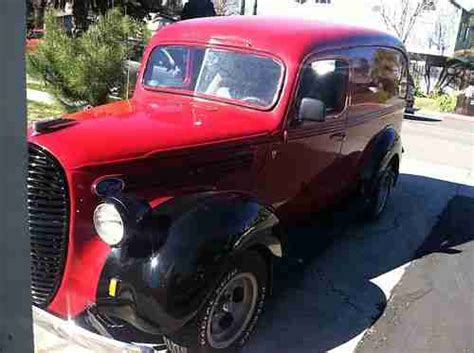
left=271, top=149, right=280, bottom=160
left=330, top=132, right=347, bottom=142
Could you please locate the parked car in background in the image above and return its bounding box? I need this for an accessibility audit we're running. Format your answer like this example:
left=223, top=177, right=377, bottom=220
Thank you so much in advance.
left=27, top=16, right=408, bottom=353
left=26, top=28, right=44, bottom=52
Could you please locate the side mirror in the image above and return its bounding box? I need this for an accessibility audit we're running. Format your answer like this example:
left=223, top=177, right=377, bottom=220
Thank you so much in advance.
left=298, top=98, right=326, bottom=123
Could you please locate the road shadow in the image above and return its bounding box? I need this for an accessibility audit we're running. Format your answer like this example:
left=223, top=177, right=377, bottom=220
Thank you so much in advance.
left=244, top=173, right=474, bottom=353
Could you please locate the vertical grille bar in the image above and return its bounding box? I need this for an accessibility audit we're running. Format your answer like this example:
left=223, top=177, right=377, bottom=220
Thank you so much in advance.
left=28, top=144, right=69, bottom=307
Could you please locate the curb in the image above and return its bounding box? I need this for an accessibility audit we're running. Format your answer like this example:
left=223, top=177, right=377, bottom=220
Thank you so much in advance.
left=404, top=113, right=443, bottom=122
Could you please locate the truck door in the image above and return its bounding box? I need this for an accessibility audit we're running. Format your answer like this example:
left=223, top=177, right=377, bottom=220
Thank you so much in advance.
left=255, top=56, right=350, bottom=221
left=342, top=47, right=407, bottom=189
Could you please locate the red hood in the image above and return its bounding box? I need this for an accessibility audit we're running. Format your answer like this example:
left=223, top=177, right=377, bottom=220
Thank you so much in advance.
left=28, top=95, right=280, bottom=170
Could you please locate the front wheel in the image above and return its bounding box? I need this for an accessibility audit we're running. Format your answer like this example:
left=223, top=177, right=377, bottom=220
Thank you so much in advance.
left=165, top=251, right=269, bottom=353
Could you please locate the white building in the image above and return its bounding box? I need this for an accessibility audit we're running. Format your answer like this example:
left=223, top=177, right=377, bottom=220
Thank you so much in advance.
left=254, top=0, right=469, bottom=58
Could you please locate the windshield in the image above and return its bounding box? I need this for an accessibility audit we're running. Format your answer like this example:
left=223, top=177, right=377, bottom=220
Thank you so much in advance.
left=143, top=45, right=283, bottom=108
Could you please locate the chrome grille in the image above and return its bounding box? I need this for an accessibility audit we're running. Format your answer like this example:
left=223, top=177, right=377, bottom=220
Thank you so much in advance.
left=28, top=144, right=69, bottom=307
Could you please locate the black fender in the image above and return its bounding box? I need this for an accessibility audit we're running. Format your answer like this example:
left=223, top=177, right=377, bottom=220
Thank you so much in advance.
left=95, top=192, right=282, bottom=336
left=359, top=126, right=402, bottom=193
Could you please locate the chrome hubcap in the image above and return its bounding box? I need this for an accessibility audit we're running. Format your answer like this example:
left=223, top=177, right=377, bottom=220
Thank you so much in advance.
left=206, top=273, right=258, bottom=349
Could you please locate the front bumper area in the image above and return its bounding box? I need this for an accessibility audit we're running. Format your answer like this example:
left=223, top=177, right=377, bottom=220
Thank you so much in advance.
left=76, top=304, right=166, bottom=345
left=93, top=230, right=212, bottom=341
left=93, top=298, right=164, bottom=338
left=33, top=306, right=165, bottom=353
left=93, top=271, right=197, bottom=339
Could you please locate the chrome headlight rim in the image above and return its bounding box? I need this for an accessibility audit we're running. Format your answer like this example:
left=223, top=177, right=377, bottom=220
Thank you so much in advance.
left=93, top=202, right=126, bottom=247
left=93, top=196, right=152, bottom=248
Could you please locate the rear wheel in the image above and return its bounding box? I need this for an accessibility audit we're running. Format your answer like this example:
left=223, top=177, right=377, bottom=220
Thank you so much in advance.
left=362, top=165, right=397, bottom=220
left=164, top=251, right=268, bottom=353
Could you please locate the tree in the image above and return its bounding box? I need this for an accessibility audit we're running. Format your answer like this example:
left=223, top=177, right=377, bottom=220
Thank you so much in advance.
left=212, top=0, right=244, bottom=16
left=27, top=0, right=184, bottom=31
left=377, top=0, right=438, bottom=43
left=31, top=0, right=47, bottom=28
left=240, top=0, right=245, bottom=15
left=435, top=57, right=473, bottom=93
left=213, top=0, right=230, bottom=15
left=27, top=9, right=148, bottom=106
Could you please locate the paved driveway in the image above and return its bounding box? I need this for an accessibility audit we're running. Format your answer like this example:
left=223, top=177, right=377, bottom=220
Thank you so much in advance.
left=356, top=195, right=474, bottom=353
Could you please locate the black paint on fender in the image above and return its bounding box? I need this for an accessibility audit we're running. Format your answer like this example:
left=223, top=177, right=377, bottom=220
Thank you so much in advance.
left=95, top=192, right=281, bottom=338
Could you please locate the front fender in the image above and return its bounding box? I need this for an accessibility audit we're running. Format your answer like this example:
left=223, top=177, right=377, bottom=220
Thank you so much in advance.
left=95, top=192, right=281, bottom=335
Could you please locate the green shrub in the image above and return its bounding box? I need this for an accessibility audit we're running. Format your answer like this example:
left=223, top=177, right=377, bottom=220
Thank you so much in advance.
left=435, top=94, right=457, bottom=113
left=415, top=97, right=438, bottom=112
left=27, top=9, right=149, bottom=107
left=413, top=82, right=426, bottom=98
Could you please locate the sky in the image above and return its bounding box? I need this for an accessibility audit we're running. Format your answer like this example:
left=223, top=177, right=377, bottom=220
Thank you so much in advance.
left=456, top=0, right=474, bottom=10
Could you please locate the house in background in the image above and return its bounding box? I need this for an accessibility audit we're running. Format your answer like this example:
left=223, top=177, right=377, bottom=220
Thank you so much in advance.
left=252, top=0, right=472, bottom=93
left=254, top=0, right=470, bottom=55
left=455, top=6, right=474, bottom=51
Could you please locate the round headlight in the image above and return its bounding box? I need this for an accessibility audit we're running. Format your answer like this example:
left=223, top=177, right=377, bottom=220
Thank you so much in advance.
left=93, top=203, right=125, bottom=246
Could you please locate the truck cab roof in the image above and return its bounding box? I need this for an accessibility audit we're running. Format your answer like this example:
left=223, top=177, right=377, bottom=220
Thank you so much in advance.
left=150, top=16, right=406, bottom=62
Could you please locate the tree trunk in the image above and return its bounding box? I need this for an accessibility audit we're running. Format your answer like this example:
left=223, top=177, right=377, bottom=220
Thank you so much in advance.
left=72, top=0, right=90, bottom=34
left=93, top=0, right=109, bottom=15
left=253, top=0, right=257, bottom=15
left=240, top=0, right=245, bottom=15
left=32, top=0, right=46, bottom=28
left=33, top=7, right=45, bottom=28
left=425, top=63, right=431, bottom=95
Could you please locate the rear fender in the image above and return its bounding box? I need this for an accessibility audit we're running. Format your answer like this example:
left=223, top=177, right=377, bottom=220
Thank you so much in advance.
left=359, top=126, right=402, bottom=191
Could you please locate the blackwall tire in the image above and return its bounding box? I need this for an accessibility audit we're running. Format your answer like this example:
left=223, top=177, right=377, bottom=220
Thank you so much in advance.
left=362, top=167, right=396, bottom=221
left=164, top=251, right=268, bottom=353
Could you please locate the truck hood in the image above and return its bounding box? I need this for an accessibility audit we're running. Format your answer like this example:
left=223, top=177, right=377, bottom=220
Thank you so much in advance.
left=28, top=95, right=279, bottom=170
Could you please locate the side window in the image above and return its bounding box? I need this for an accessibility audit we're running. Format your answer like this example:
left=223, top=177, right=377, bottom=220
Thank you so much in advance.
left=143, top=46, right=190, bottom=88
left=352, top=48, right=407, bottom=106
left=297, top=58, right=349, bottom=116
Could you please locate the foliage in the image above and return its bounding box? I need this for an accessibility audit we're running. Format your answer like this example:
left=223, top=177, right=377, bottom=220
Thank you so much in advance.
left=434, top=57, right=473, bottom=94
left=415, top=97, right=439, bottom=112
left=434, top=94, right=457, bottom=112
left=414, top=81, right=426, bottom=98
left=30, top=0, right=184, bottom=30
left=213, top=0, right=233, bottom=15
left=27, top=100, right=65, bottom=122
left=26, top=79, right=47, bottom=92
left=27, top=9, right=149, bottom=107
left=415, top=93, right=457, bottom=113
left=213, top=0, right=256, bottom=16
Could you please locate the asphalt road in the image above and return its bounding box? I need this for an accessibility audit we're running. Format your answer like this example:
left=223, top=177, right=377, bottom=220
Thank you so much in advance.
left=402, top=114, right=474, bottom=172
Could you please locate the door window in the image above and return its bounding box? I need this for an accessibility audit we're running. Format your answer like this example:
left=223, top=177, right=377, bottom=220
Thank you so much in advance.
left=296, top=58, right=349, bottom=117
left=352, top=48, right=408, bottom=106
